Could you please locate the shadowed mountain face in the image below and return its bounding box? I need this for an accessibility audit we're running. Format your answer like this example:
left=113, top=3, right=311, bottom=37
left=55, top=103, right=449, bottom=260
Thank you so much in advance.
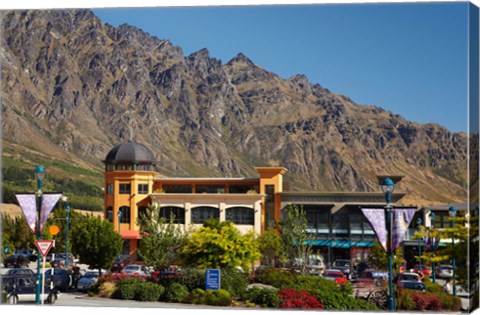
left=1, top=9, right=468, bottom=205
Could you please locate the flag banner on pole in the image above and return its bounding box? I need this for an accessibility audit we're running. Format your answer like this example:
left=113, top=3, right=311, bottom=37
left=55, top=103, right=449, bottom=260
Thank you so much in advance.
left=423, top=236, right=440, bottom=251
left=15, top=194, right=37, bottom=233
left=392, top=208, right=417, bottom=249
left=40, top=194, right=62, bottom=233
left=361, top=208, right=387, bottom=252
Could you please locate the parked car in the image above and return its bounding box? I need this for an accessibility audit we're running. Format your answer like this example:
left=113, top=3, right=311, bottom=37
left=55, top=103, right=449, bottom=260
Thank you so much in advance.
left=44, top=268, right=73, bottom=291
left=396, top=272, right=422, bottom=284
left=76, top=270, right=102, bottom=292
left=324, top=269, right=348, bottom=285
left=121, top=264, right=150, bottom=277
left=4, top=268, right=35, bottom=277
left=398, top=280, right=427, bottom=292
left=436, top=265, right=454, bottom=279
left=3, top=275, right=59, bottom=304
left=3, top=254, right=30, bottom=268
left=352, top=269, right=388, bottom=287
left=150, top=265, right=182, bottom=282
left=51, top=253, right=76, bottom=268
left=111, top=255, right=131, bottom=272
left=14, top=249, right=37, bottom=262
left=413, top=264, right=431, bottom=276
left=305, top=255, right=326, bottom=275
left=332, top=259, right=352, bottom=279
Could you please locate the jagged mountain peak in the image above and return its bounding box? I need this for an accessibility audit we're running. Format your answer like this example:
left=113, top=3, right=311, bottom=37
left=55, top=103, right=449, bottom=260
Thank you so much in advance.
left=0, top=9, right=469, bottom=205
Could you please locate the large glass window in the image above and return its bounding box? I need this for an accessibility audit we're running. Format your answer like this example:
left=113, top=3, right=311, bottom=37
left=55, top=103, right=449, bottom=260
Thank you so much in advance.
left=119, top=183, right=131, bottom=194
left=332, top=213, right=349, bottom=238
left=107, top=184, right=114, bottom=195
left=226, top=207, right=254, bottom=225
left=304, top=208, right=330, bottom=238
left=196, top=185, right=226, bottom=194
left=191, top=206, right=220, bottom=224
left=107, top=206, right=113, bottom=222
left=119, top=206, right=130, bottom=224
left=163, top=185, right=193, bottom=193
left=138, top=183, right=149, bottom=194
left=229, top=185, right=259, bottom=194
left=160, top=206, right=185, bottom=224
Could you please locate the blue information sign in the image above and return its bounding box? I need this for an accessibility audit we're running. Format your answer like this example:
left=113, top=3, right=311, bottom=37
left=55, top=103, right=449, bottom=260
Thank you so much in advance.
left=205, top=269, right=221, bottom=290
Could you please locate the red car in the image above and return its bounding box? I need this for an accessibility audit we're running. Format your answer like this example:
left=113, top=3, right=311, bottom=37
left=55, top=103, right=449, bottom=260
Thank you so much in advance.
left=413, top=264, right=431, bottom=276
left=324, top=269, right=348, bottom=285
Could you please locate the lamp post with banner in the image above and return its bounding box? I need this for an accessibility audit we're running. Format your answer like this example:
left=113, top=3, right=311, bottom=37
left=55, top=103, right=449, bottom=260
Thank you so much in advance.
left=381, top=177, right=395, bottom=312
left=449, top=206, right=457, bottom=296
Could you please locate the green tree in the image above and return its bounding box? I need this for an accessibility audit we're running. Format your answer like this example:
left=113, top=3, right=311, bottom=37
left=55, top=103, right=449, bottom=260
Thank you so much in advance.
left=137, top=201, right=186, bottom=271
left=70, top=214, right=122, bottom=275
left=258, top=228, right=284, bottom=267
left=414, top=212, right=475, bottom=290
left=180, top=219, right=260, bottom=272
left=367, top=239, right=403, bottom=271
left=278, top=204, right=313, bottom=273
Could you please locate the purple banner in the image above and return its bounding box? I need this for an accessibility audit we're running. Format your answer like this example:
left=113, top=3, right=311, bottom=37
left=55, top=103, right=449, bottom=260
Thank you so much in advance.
left=392, top=208, right=417, bottom=249
left=15, top=193, right=62, bottom=234
left=362, top=207, right=418, bottom=252
left=361, top=208, right=387, bottom=252
left=40, top=194, right=62, bottom=233
left=423, top=236, right=440, bottom=251
left=15, top=194, right=37, bottom=233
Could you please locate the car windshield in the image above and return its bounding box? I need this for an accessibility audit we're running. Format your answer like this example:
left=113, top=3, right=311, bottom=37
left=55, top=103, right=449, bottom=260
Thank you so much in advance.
left=334, top=260, right=350, bottom=266
left=84, top=272, right=99, bottom=278
left=124, top=266, right=139, bottom=270
left=327, top=273, right=342, bottom=278
left=401, top=274, right=419, bottom=281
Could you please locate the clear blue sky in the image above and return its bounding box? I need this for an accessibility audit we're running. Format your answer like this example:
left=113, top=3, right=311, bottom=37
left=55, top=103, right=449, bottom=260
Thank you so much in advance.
left=93, top=2, right=470, bottom=133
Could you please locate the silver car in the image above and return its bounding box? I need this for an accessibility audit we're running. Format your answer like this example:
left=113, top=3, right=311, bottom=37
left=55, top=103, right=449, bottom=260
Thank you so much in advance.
left=121, top=264, right=150, bottom=277
left=436, top=265, right=454, bottom=279
left=76, top=270, right=101, bottom=292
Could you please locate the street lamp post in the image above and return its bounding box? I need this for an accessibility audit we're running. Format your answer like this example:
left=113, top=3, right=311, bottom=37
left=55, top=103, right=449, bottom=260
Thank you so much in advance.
left=381, top=177, right=395, bottom=312
left=61, top=196, right=71, bottom=268
left=34, top=165, right=46, bottom=305
left=449, top=206, right=457, bottom=296
left=430, top=211, right=436, bottom=283
left=118, top=210, right=122, bottom=234
left=417, top=217, right=422, bottom=268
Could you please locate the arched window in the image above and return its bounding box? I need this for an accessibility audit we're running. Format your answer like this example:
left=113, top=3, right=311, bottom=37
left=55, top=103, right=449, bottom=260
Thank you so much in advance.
left=191, top=206, right=220, bottom=224
left=107, top=206, right=113, bottom=222
left=226, top=207, right=255, bottom=225
left=119, top=206, right=130, bottom=224
left=160, top=206, right=185, bottom=224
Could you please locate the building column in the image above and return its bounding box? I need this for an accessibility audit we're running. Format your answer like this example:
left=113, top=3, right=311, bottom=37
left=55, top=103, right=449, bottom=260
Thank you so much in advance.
left=254, top=200, right=262, bottom=234
left=219, top=202, right=226, bottom=222
left=185, top=202, right=191, bottom=231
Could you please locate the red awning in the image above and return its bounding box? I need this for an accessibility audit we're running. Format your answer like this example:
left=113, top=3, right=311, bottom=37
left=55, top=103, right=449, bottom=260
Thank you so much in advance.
left=120, top=230, right=141, bottom=240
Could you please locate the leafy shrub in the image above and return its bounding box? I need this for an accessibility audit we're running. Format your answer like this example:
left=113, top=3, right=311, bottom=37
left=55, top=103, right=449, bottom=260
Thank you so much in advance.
left=135, top=282, right=164, bottom=302
left=98, top=281, right=116, bottom=298
left=399, top=289, right=454, bottom=311
left=292, top=275, right=379, bottom=311
left=397, top=291, right=416, bottom=310
left=221, top=269, right=249, bottom=298
left=278, top=288, right=323, bottom=309
left=165, top=282, right=190, bottom=303
left=205, top=289, right=231, bottom=306
left=177, top=269, right=205, bottom=291
left=185, top=288, right=231, bottom=306
left=242, top=287, right=279, bottom=307
left=114, top=278, right=144, bottom=300
left=99, top=272, right=139, bottom=285
left=254, top=267, right=297, bottom=288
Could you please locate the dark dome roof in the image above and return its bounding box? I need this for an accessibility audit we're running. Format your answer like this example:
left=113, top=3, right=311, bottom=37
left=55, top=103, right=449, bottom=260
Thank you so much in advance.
left=104, top=141, right=155, bottom=164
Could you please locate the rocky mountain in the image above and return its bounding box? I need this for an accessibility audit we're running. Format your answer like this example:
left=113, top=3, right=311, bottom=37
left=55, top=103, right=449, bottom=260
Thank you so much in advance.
left=1, top=9, right=470, bottom=205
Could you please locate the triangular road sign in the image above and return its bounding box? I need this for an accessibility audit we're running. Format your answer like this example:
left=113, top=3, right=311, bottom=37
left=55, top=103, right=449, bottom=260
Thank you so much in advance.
left=35, top=240, right=55, bottom=257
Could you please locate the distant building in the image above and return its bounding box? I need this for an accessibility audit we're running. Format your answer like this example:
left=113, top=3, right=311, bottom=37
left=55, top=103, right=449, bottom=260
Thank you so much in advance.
left=103, top=141, right=412, bottom=264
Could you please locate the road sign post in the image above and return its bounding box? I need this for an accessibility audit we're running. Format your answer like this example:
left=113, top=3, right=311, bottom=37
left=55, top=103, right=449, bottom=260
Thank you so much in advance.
left=36, top=240, right=55, bottom=304
left=205, top=269, right=221, bottom=291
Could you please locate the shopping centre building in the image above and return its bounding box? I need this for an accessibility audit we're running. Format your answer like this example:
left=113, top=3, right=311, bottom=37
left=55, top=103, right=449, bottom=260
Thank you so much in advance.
left=103, top=141, right=465, bottom=267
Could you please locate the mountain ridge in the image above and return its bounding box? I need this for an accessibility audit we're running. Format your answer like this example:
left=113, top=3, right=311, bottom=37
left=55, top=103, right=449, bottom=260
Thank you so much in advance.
left=1, top=9, right=468, bottom=206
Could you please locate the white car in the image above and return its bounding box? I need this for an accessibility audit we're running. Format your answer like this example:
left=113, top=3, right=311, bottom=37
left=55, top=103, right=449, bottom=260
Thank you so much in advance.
left=121, top=264, right=150, bottom=277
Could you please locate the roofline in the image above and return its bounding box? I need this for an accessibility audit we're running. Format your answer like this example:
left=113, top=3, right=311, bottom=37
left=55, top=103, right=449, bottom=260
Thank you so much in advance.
left=154, top=177, right=260, bottom=182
